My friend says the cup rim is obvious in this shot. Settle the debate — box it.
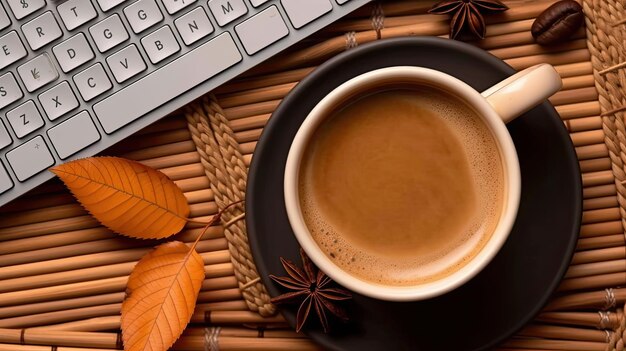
[284,66,521,301]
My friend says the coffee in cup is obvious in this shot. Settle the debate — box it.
[298,87,504,286]
[285,64,562,301]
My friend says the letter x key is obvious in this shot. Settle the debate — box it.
[39,81,79,121]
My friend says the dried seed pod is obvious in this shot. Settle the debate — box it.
[531,0,584,45]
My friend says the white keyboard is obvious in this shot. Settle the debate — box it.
[0,0,371,207]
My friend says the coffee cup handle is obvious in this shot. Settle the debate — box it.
[481,63,562,124]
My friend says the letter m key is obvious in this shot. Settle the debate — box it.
[221,1,233,13]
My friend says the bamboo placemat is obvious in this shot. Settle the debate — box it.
[0,0,625,350]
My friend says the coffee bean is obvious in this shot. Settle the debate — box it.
[532,0,584,45]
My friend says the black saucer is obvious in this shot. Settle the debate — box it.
[246,37,581,351]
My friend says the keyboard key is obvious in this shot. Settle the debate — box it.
[0,120,12,150]
[0,162,13,194]
[0,31,27,69]
[0,73,24,109]
[94,32,241,134]
[6,100,44,138]
[57,0,98,31]
[0,3,12,30]
[6,135,55,181]
[250,0,270,7]
[336,0,349,3]
[235,6,288,55]
[89,14,129,53]
[208,0,247,27]
[21,11,63,50]
[106,44,146,83]
[73,63,112,101]
[124,0,163,34]
[53,33,95,72]
[17,53,59,92]
[39,81,79,120]
[141,25,180,64]
[162,0,196,14]
[48,111,100,159]
[7,0,45,20]
[97,0,126,12]
[174,7,214,46]
[281,0,332,29]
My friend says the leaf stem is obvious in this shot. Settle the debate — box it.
[185,200,245,225]
[190,200,245,250]
[185,218,217,225]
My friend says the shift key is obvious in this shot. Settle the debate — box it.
[94,32,242,134]
[6,136,55,181]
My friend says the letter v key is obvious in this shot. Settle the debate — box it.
[106,44,147,83]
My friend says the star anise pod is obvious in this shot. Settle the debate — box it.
[269,249,352,333]
[429,0,509,40]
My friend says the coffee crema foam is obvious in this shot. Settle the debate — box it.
[299,88,505,286]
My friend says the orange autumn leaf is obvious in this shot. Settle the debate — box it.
[121,241,205,351]
[51,157,189,239]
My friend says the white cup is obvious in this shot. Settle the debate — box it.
[284,64,562,301]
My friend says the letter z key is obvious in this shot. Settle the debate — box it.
[6,100,44,138]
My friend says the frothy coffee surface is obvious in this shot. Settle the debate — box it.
[299,89,504,286]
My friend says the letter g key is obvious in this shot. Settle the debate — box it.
[89,14,130,53]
